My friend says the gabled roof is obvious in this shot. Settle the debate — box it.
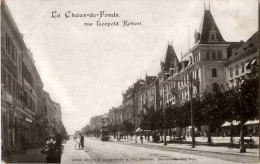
[162,45,178,71]
[197,9,226,44]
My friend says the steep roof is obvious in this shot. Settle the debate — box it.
[197,9,226,44]
[162,45,178,71]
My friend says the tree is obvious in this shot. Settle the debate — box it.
[199,84,227,145]
[234,66,258,152]
[121,121,135,139]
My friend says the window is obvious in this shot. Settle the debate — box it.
[211,34,216,40]
[241,63,244,73]
[217,52,222,60]
[196,70,199,80]
[212,52,216,60]
[235,65,238,76]
[212,68,217,77]
[206,52,210,60]
[230,67,233,78]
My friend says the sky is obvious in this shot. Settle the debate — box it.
[5,0,258,134]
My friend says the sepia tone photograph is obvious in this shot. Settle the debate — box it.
[1,0,259,163]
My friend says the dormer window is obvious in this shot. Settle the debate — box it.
[170,61,174,68]
[208,26,218,42]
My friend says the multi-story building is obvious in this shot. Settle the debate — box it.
[122,80,146,126]
[1,1,66,152]
[107,106,122,126]
[42,90,62,138]
[134,76,158,127]
[53,102,62,134]
[86,6,258,137]
[226,31,258,88]
[1,0,33,152]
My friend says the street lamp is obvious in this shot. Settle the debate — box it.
[163,107,167,146]
[190,73,195,148]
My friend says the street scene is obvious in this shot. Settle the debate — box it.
[1,0,259,163]
[60,136,259,164]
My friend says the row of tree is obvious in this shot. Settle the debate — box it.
[139,66,258,148]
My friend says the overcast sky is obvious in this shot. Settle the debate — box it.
[5,0,258,134]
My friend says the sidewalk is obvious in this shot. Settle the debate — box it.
[61,139,95,164]
[1,147,47,163]
[88,136,259,158]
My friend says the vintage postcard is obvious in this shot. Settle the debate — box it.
[1,0,259,163]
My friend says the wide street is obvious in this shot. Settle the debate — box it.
[61,137,259,164]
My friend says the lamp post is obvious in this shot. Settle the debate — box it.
[163,106,167,146]
[190,73,195,148]
[135,119,137,143]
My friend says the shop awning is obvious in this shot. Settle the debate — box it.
[136,127,142,132]
[221,120,240,127]
[244,120,259,125]
[251,59,256,65]
[245,61,250,69]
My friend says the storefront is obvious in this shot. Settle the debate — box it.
[244,120,259,136]
[1,102,10,153]
[221,120,241,136]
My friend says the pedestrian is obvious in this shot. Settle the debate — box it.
[41,142,59,163]
[145,134,147,140]
[54,134,62,163]
[79,133,84,149]
[140,135,143,144]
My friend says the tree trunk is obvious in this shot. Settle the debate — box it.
[170,128,172,141]
[164,129,167,145]
[230,121,233,147]
[240,121,246,153]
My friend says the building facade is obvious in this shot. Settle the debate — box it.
[1,1,66,152]
[85,6,258,136]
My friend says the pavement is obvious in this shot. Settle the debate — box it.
[106,136,259,158]
[61,139,95,164]
[61,138,247,164]
[2,137,258,163]
[1,147,47,163]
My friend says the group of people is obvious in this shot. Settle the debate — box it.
[41,134,63,163]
